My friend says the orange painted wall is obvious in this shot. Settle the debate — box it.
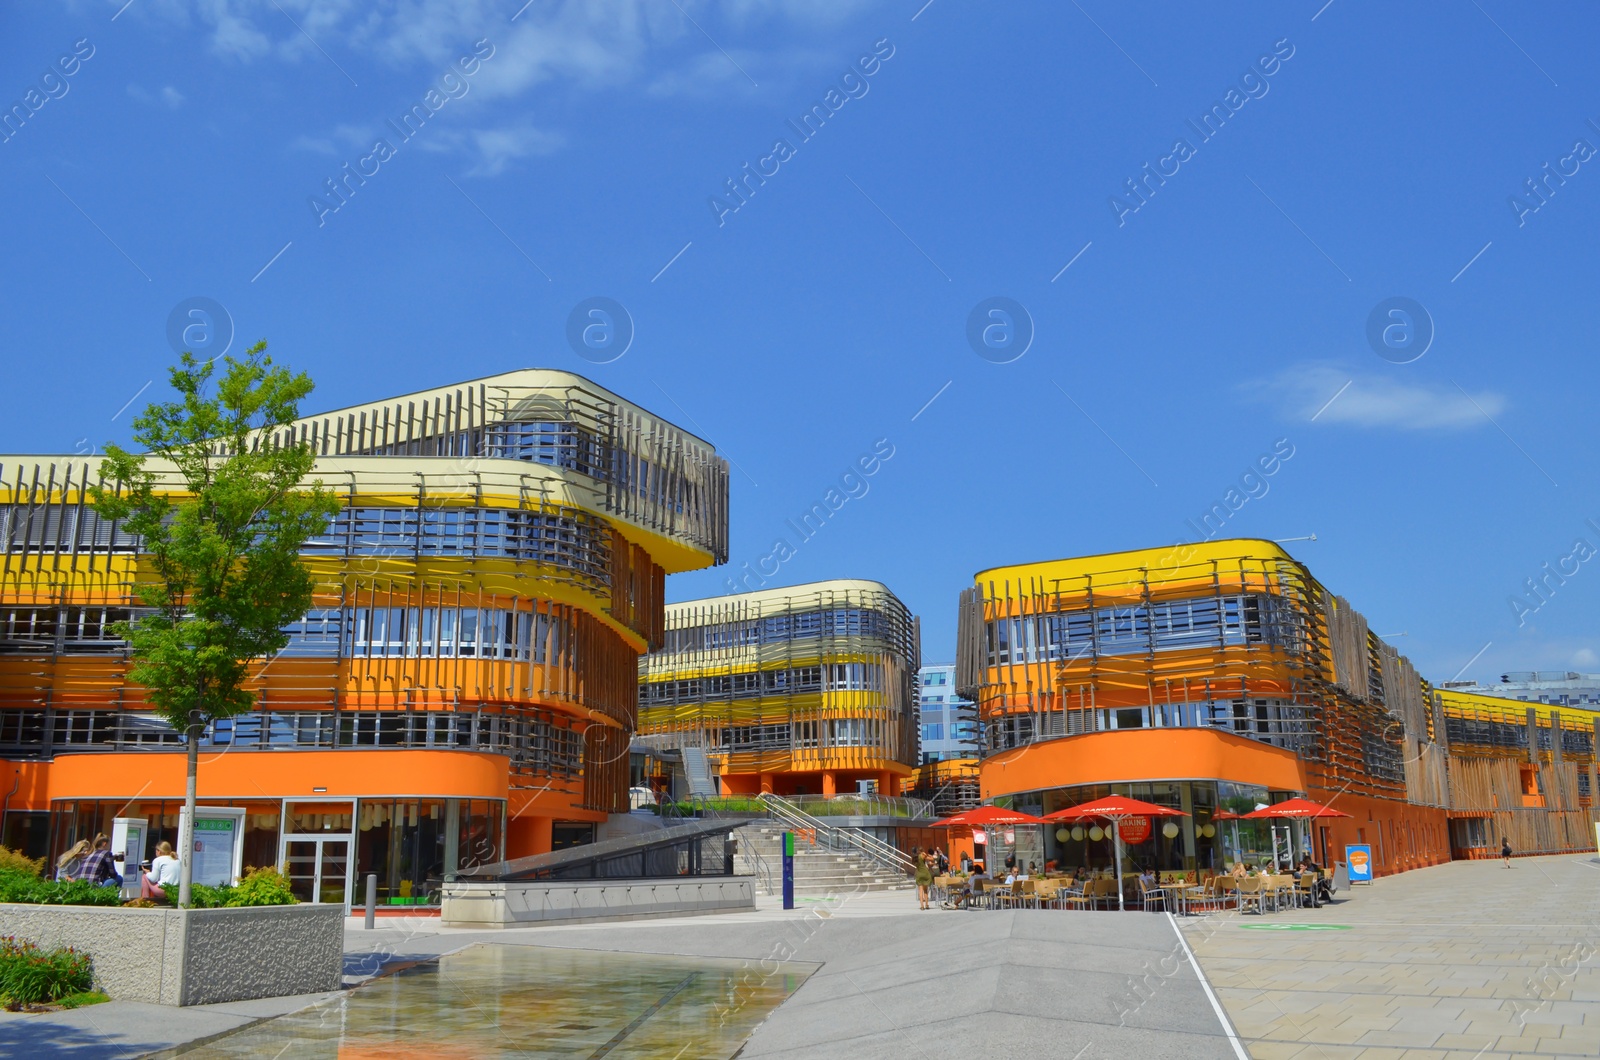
[980,728,1308,801]
[1302,788,1451,877]
[8,749,512,806]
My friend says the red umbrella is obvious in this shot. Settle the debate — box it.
[1045,797,1187,911]
[929,804,1045,828]
[1240,797,1352,820]
[1043,795,1186,822]
[1241,798,1351,870]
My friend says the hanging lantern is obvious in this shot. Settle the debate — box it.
[1070,826,1085,841]
[1201,824,1216,838]
[1055,828,1070,843]
[1088,825,1104,842]
[1162,821,1180,839]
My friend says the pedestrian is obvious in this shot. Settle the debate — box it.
[913,847,933,910]
[79,835,122,888]
[1502,837,1513,867]
[55,839,90,882]
[142,841,180,902]
[935,848,949,875]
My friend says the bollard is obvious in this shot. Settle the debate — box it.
[364,873,377,930]
[782,831,795,911]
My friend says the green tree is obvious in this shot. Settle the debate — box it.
[90,344,338,907]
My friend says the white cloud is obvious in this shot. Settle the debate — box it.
[154,0,881,97]
[152,0,888,173]
[423,123,565,176]
[289,135,336,155]
[126,83,187,108]
[1573,647,1598,668]
[1252,363,1507,430]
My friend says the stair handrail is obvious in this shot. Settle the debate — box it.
[758,793,914,876]
[735,833,775,895]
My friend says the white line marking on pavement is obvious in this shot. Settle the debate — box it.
[1167,912,1249,1060]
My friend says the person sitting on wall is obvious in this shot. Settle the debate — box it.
[55,839,90,882]
[79,835,123,888]
[142,842,180,902]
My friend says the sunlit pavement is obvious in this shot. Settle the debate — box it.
[1183,854,1600,1058]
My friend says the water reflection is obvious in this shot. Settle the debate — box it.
[183,944,814,1059]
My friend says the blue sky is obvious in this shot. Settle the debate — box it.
[3,1,1597,684]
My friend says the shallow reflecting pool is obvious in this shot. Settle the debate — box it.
[182,944,816,1059]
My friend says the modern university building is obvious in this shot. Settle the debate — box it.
[0,370,728,904]
[636,580,921,798]
[955,540,1600,878]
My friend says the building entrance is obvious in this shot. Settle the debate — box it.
[283,837,351,905]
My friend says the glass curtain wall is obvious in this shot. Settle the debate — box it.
[45,796,503,904]
[48,799,280,873]
[1000,780,1294,874]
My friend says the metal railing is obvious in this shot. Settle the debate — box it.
[759,794,914,876]
[779,793,935,820]
[735,836,775,894]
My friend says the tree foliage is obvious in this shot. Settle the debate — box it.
[88,344,338,734]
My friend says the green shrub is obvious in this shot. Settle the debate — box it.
[181,868,297,908]
[226,867,296,906]
[0,937,94,1007]
[186,883,232,908]
[0,848,43,878]
[0,870,121,907]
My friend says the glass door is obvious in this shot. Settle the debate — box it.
[283,837,353,906]
[317,839,350,905]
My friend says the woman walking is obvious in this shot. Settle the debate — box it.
[1502,837,1513,867]
[913,847,934,910]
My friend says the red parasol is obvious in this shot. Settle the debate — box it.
[1239,797,1352,820]
[929,804,1046,828]
[1043,795,1187,822]
[1044,796,1188,911]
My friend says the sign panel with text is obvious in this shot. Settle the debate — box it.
[179,808,246,886]
[1344,843,1373,884]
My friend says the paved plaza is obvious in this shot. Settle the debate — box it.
[1185,854,1600,1058]
[5,854,1599,1057]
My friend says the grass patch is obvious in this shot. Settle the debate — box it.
[54,990,109,1009]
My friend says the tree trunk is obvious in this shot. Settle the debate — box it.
[177,719,201,908]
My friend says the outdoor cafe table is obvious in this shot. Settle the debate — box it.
[1161,882,1208,916]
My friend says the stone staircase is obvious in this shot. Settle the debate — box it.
[734,823,912,896]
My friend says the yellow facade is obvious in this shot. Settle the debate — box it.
[0,369,729,892]
[637,579,920,796]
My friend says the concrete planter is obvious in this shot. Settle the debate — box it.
[441,877,754,927]
[0,902,344,1006]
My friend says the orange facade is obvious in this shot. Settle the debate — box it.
[0,371,729,902]
[955,540,1597,876]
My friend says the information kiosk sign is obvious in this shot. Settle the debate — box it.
[111,817,147,900]
[179,808,247,886]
